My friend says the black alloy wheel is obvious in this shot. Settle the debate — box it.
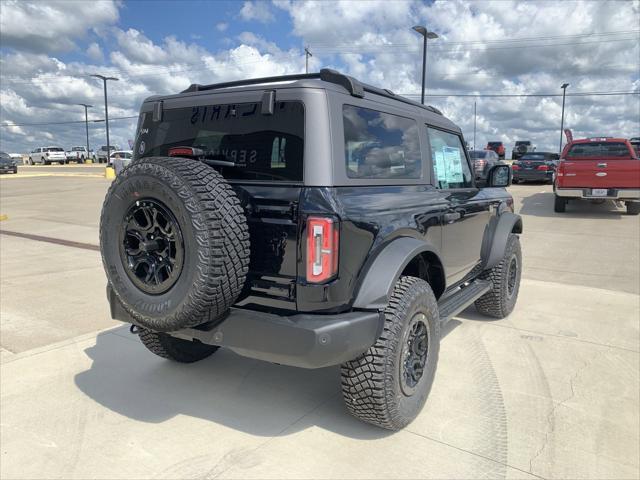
[400,313,430,396]
[119,199,184,295]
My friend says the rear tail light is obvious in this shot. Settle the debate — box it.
[306,216,339,283]
[168,146,204,157]
[537,165,549,171]
[557,160,565,177]
[511,164,520,171]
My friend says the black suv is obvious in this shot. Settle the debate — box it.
[512,140,535,160]
[100,69,523,430]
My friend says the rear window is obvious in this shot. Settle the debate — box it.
[488,142,502,147]
[521,153,545,160]
[136,101,304,182]
[469,151,487,159]
[45,147,64,152]
[515,141,531,145]
[342,105,421,179]
[567,142,631,158]
[72,147,84,151]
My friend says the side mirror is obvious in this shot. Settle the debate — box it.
[487,164,511,188]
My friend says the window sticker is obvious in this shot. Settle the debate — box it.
[442,146,463,183]
[434,151,447,182]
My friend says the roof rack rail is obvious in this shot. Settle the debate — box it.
[181,68,365,97]
[180,68,442,115]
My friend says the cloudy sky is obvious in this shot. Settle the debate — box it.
[0,0,638,156]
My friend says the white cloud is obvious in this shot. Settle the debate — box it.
[239,1,275,23]
[0,0,638,155]
[216,22,228,32]
[0,0,119,53]
[86,42,104,62]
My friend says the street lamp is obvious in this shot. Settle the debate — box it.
[559,83,569,154]
[412,25,439,104]
[77,103,92,162]
[90,74,119,160]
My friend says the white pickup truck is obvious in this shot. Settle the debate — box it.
[66,146,94,163]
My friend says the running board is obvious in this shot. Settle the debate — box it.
[438,279,492,323]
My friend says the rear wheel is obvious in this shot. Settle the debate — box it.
[341,276,440,430]
[626,201,640,215]
[554,195,567,213]
[475,234,522,319]
[138,328,218,363]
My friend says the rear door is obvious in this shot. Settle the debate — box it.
[136,95,305,310]
[561,141,639,188]
[427,126,493,286]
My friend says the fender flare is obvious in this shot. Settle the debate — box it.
[482,212,523,270]
[353,237,440,310]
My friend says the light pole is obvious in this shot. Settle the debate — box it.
[473,101,477,151]
[304,46,313,74]
[91,74,119,160]
[559,83,569,154]
[412,25,438,104]
[77,103,92,162]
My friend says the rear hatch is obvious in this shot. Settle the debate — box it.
[559,141,640,188]
[134,97,305,311]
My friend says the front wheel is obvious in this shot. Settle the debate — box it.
[475,234,522,319]
[341,276,440,430]
[138,328,219,363]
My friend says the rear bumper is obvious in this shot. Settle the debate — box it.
[555,188,640,200]
[513,170,553,181]
[108,286,382,369]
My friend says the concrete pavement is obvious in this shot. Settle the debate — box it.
[1,175,639,479]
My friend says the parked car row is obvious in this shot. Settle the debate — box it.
[24,145,125,165]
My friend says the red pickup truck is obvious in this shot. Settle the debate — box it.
[554,137,640,215]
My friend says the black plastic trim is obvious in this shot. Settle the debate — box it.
[482,212,523,269]
[107,285,382,369]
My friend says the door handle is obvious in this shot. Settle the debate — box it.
[443,211,461,223]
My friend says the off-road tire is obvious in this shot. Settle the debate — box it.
[475,234,522,319]
[341,276,440,430]
[138,328,218,363]
[554,195,566,213]
[626,202,640,215]
[100,156,250,332]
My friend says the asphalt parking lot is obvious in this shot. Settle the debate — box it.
[1,170,638,479]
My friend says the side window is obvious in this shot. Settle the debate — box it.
[343,105,421,179]
[427,127,473,189]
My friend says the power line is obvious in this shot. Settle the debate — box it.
[402,91,639,98]
[1,115,137,128]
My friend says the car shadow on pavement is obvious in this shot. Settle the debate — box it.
[518,191,626,219]
[74,327,395,440]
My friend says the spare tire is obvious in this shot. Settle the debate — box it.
[100,157,250,332]
[517,144,527,153]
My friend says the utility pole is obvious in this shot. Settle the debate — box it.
[559,83,570,154]
[304,46,312,74]
[77,103,93,162]
[90,74,119,160]
[473,101,477,151]
[412,25,439,104]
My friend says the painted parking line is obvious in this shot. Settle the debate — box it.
[0,230,100,251]
[0,173,106,179]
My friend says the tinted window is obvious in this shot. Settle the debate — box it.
[45,147,64,152]
[469,150,488,159]
[343,105,421,179]
[427,127,473,189]
[515,141,531,145]
[488,142,502,147]
[137,101,304,182]
[521,153,545,160]
[567,142,631,158]
[0,152,10,159]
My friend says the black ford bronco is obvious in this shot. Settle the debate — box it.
[100,69,522,430]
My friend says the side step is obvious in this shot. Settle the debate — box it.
[437,279,492,323]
